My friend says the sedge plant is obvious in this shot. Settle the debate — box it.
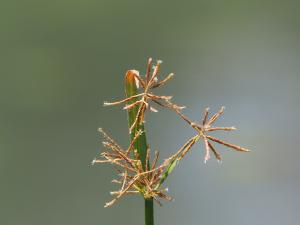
[92,58,250,225]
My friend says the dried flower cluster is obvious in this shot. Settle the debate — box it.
[93,58,250,207]
[173,106,250,163]
[93,128,175,207]
[103,58,184,133]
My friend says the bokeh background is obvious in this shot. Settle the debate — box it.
[1,1,300,225]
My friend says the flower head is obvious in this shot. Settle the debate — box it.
[93,128,175,207]
[174,106,250,163]
[104,58,184,133]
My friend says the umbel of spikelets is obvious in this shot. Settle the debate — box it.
[173,106,250,163]
[93,128,179,207]
[103,58,185,133]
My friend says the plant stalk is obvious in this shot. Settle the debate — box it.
[125,71,154,225]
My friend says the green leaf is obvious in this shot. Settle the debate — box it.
[125,70,148,168]
[157,158,179,188]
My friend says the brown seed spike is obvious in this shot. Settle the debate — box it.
[151,73,174,89]
[146,58,153,83]
[202,107,210,125]
[207,141,222,161]
[204,137,211,163]
[206,135,250,152]
[206,127,236,132]
[207,106,225,126]
[103,93,144,107]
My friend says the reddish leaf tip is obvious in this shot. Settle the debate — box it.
[125,70,139,84]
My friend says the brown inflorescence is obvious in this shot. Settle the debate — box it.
[94,58,250,207]
[103,58,185,133]
[173,106,250,163]
[93,128,177,207]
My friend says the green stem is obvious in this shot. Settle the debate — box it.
[145,199,154,225]
[125,71,154,225]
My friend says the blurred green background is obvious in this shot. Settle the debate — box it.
[1,0,300,225]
